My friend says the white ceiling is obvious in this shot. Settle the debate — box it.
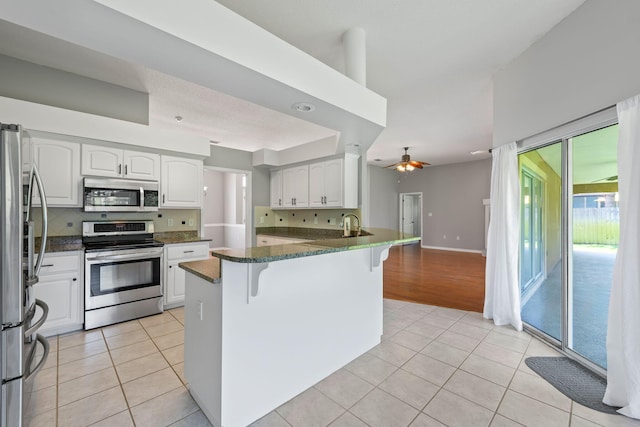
[0,0,586,166]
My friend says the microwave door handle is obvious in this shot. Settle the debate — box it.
[140,186,144,210]
[31,164,48,277]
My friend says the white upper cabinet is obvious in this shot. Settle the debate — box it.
[123,150,160,181]
[82,144,160,181]
[32,136,81,206]
[161,155,203,208]
[81,145,122,177]
[282,165,309,208]
[309,159,345,208]
[270,169,283,208]
[273,154,358,210]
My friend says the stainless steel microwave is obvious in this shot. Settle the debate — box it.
[83,177,159,212]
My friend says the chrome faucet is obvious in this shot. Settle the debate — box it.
[340,213,361,237]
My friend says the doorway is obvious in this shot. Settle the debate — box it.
[519,124,619,372]
[201,167,252,250]
[399,192,422,239]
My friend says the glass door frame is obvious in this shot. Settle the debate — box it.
[517,107,618,379]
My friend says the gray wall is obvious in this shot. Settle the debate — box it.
[202,169,225,224]
[398,159,491,251]
[494,0,640,146]
[368,166,399,229]
[204,144,270,207]
[0,54,149,124]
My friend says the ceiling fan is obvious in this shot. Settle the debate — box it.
[385,147,430,172]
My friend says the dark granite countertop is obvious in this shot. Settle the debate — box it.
[154,231,211,244]
[256,226,362,240]
[179,258,221,283]
[35,236,83,253]
[212,228,419,264]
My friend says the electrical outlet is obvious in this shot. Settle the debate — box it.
[443,235,447,239]
[314,217,318,225]
[457,236,460,240]
[188,218,194,226]
[428,212,433,217]
[168,218,174,226]
[260,216,264,224]
[329,218,336,225]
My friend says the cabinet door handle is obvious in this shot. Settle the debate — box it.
[118,164,122,175]
[163,194,166,204]
[169,265,172,269]
[124,164,128,175]
[41,264,54,268]
[72,278,77,281]
[279,198,282,206]
[183,250,195,254]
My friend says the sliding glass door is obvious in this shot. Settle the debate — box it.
[519,124,618,371]
[519,142,562,342]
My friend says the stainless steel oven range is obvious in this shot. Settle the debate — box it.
[82,220,164,330]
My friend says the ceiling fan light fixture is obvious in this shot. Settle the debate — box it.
[396,164,405,172]
[406,164,415,171]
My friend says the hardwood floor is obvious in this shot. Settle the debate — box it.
[383,243,486,312]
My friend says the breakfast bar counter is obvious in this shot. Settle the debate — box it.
[180,229,418,427]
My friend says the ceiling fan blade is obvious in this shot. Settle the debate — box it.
[384,163,400,168]
[412,163,424,169]
[409,160,429,167]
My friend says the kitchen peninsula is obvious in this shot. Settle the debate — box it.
[180,229,419,427]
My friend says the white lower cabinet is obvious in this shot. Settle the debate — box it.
[34,251,84,336]
[164,241,210,308]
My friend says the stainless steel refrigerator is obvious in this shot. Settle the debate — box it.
[1,123,50,427]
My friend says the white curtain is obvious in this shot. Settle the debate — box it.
[483,142,522,331]
[603,94,640,418]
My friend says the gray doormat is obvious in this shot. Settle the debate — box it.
[525,357,621,415]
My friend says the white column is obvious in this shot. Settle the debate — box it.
[342,27,366,86]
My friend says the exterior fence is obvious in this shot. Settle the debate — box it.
[573,207,619,245]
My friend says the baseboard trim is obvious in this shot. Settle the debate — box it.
[420,244,484,254]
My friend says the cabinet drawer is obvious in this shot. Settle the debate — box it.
[39,252,81,275]
[166,243,209,260]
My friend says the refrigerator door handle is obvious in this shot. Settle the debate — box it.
[24,299,49,337]
[23,334,49,383]
[26,164,48,278]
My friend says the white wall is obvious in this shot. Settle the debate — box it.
[494,0,640,146]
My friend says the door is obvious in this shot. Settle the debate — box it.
[161,156,203,208]
[519,124,618,371]
[82,144,123,177]
[323,159,343,207]
[33,138,81,206]
[123,150,160,181]
[270,170,283,208]
[400,193,422,237]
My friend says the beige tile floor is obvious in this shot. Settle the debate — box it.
[26,300,640,427]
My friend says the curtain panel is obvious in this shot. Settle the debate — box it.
[603,94,640,418]
[483,142,522,331]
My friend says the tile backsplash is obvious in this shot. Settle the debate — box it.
[29,207,200,236]
[254,206,361,230]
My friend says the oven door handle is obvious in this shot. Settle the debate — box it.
[140,186,144,210]
[86,252,162,262]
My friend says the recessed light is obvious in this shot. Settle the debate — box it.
[470,150,486,155]
[292,102,316,113]
[209,140,221,145]
[373,158,382,162]
[175,115,183,122]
